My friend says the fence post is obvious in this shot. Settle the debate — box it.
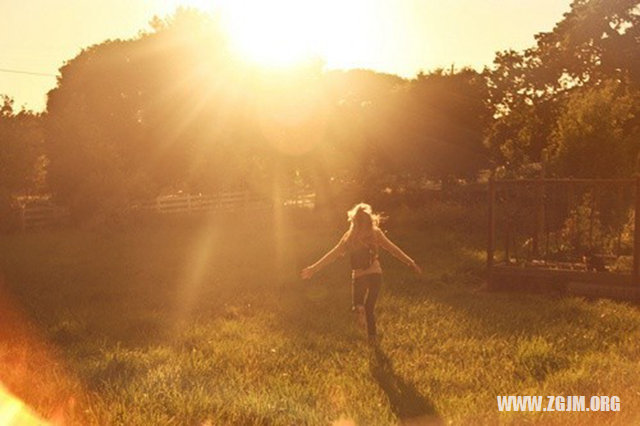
[634,176,640,285]
[533,159,546,258]
[487,172,496,287]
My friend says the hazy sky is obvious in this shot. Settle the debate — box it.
[1,0,573,112]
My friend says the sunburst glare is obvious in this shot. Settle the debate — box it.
[160,0,379,69]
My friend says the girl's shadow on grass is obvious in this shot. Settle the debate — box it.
[369,345,442,425]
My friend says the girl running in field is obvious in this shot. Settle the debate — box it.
[301,203,422,343]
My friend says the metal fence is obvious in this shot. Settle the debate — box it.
[487,177,640,296]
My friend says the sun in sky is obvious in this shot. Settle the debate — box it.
[168,0,382,69]
[218,0,322,67]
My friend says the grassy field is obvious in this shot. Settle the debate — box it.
[1,205,640,425]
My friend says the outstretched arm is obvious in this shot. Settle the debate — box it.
[301,232,348,279]
[375,228,422,274]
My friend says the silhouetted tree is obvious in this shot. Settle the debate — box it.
[0,96,45,230]
[549,80,640,178]
[391,68,490,183]
[319,68,490,200]
[320,69,406,200]
[535,0,640,87]
[45,8,239,220]
[485,0,640,177]
[0,96,44,195]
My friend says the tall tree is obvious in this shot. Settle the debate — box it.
[393,68,491,182]
[535,0,640,87]
[549,80,640,178]
[45,8,237,219]
[0,96,44,230]
[0,96,44,195]
[485,0,640,176]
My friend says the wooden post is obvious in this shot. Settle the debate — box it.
[616,184,624,256]
[488,173,496,286]
[634,176,640,285]
[533,157,546,258]
[588,186,598,250]
[505,220,510,264]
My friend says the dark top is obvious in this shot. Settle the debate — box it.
[349,243,377,270]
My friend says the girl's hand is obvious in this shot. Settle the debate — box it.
[300,266,316,280]
[410,261,422,275]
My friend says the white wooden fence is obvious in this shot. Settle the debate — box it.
[18,197,69,230]
[15,191,316,230]
[133,190,316,215]
[283,192,316,208]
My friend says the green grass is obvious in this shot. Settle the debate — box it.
[1,206,640,425]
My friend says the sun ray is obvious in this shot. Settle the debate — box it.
[165,0,378,71]
[174,222,220,321]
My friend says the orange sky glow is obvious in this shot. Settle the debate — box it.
[0,0,572,111]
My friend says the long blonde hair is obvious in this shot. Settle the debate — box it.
[345,203,380,247]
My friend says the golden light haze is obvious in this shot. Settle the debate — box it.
[1,0,572,111]
[212,0,406,69]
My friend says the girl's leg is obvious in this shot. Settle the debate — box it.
[351,278,366,311]
[352,278,367,329]
[363,274,382,338]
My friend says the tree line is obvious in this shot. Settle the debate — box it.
[1,1,639,224]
